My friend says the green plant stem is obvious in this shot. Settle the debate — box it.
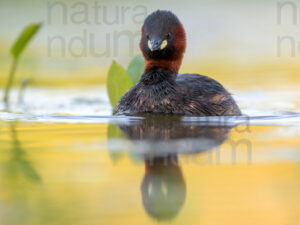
[3,58,18,106]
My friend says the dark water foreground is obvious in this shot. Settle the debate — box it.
[0,111,299,225]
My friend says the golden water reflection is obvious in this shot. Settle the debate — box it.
[0,120,299,225]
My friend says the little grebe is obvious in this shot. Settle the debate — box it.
[114,10,241,116]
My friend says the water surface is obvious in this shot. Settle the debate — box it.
[0,87,299,225]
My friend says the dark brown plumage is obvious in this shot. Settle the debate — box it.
[114,10,241,116]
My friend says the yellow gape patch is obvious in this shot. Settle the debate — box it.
[160,40,168,50]
[147,40,152,51]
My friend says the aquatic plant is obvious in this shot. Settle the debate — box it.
[106,55,145,164]
[126,54,145,84]
[3,23,42,106]
[106,54,145,107]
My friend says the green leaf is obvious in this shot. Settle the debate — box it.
[107,61,133,107]
[126,54,145,84]
[11,23,42,59]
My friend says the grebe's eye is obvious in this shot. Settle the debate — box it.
[166,33,171,39]
[146,34,150,40]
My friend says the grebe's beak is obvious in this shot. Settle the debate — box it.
[148,39,168,51]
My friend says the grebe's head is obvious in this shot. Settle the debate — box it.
[140,10,186,72]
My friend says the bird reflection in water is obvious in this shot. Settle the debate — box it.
[142,155,185,221]
[115,114,233,221]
